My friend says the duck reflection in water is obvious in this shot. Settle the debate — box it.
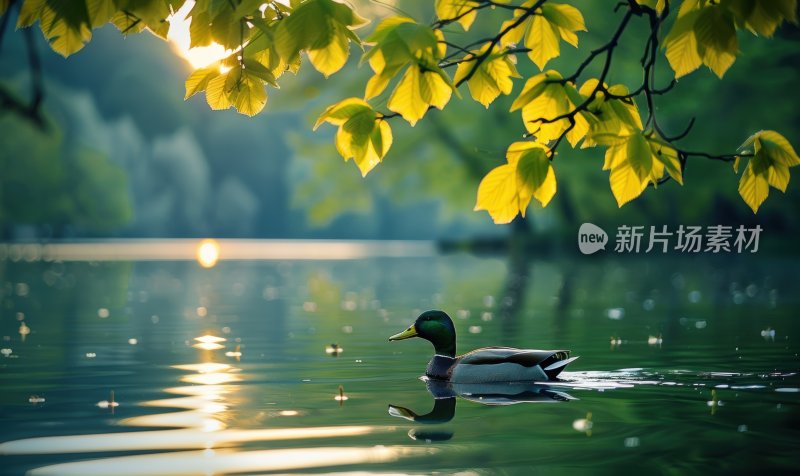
[388,378,576,441]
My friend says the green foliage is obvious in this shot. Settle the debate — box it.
[16,0,185,56]
[475,141,556,224]
[509,70,585,145]
[736,130,800,212]
[599,131,682,207]
[315,98,392,176]
[0,115,132,232]
[435,0,501,31]
[65,148,133,231]
[363,17,454,125]
[454,45,520,108]
[274,0,367,77]
[501,1,586,70]
[664,0,798,78]
[204,63,273,116]
[4,0,799,223]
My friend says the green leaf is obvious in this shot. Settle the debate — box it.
[578,80,644,148]
[117,0,179,40]
[474,142,555,224]
[387,64,453,126]
[737,130,800,211]
[664,9,703,78]
[228,69,268,116]
[510,71,580,143]
[606,85,643,130]
[665,1,743,79]
[17,0,45,28]
[362,18,446,105]
[754,130,800,166]
[316,98,393,176]
[86,0,115,28]
[247,20,293,79]
[727,0,798,37]
[627,132,653,182]
[206,73,232,110]
[185,65,221,99]
[525,13,562,70]
[648,135,683,185]
[435,0,480,31]
[609,154,650,207]
[275,0,367,77]
[500,1,586,70]
[509,71,552,111]
[513,142,557,209]
[201,66,269,115]
[453,46,520,107]
[541,3,586,47]
[111,11,146,35]
[602,131,680,207]
[694,4,738,78]
[768,161,790,192]
[188,10,214,48]
[243,58,278,87]
[306,23,350,77]
[360,18,456,126]
[738,153,770,212]
[474,163,519,224]
[203,5,241,49]
[34,2,93,57]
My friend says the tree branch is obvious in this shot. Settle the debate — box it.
[527,8,635,153]
[0,13,47,130]
[447,0,546,87]
[379,0,758,181]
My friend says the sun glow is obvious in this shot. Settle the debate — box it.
[167,1,230,69]
[196,239,221,268]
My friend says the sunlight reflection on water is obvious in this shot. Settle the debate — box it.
[0,331,425,475]
[2,242,799,474]
[0,240,436,262]
[26,446,433,476]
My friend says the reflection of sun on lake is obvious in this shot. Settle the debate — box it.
[0,327,412,475]
[196,239,220,268]
[193,334,225,350]
[2,242,798,475]
[122,340,240,432]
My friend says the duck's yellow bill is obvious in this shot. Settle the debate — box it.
[389,325,417,341]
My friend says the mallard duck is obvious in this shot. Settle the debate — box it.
[389,310,578,383]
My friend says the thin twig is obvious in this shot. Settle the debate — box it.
[450,0,546,87]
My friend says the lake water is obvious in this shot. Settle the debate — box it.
[1,240,798,475]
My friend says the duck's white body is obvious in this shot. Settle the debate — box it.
[427,347,579,383]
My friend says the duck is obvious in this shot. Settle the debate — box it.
[389,310,578,383]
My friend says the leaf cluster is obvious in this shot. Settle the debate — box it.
[4,0,799,222]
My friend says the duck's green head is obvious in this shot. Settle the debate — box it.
[388,310,456,357]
